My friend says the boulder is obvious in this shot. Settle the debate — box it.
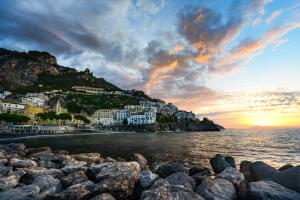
[210,154,231,174]
[26,146,52,156]
[225,156,236,168]
[0,166,13,177]
[9,158,37,168]
[60,170,88,187]
[139,170,160,189]
[240,161,252,182]
[249,181,300,200]
[156,161,185,178]
[32,174,62,194]
[38,160,60,169]
[272,165,300,193]
[191,173,207,185]
[0,158,8,166]
[141,185,205,200]
[149,178,170,190]
[165,172,196,190]
[196,178,237,200]
[61,160,87,174]
[278,164,294,171]
[21,168,64,184]
[0,143,26,153]
[131,153,148,170]
[0,175,20,191]
[250,161,279,181]
[71,153,101,164]
[0,185,40,200]
[189,166,210,176]
[90,193,116,200]
[88,162,141,199]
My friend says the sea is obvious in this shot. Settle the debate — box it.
[0,128,299,168]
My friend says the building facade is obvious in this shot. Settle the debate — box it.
[91,109,115,126]
[0,102,25,113]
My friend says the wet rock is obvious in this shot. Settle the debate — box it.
[196,178,237,200]
[191,173,207,185]
[272,165,300,193]
[139,170,160,189]
[156,161,185,178]
[249,180,300,200]
[0,166,13,176]
[149,178,170,189]
[9,158,37,168]
[0,185,40,200]
[88,162,141,199]
[278,164,294,171]
[71,153,101,164]
[189,166,210,176]
[26,146,52,156]
[21,168,64,184]
[38,160,60,169]
[0,158,7,166]
[225,156,236,168]
[53,149,70,155]
[90,193,116,200]
[250,161,279,181]
[240,161,252,182]
[165,172,196,190]
[131,153,148,170]
[0,175,20,191]
[141,185,204,200]
[210,154,231,174]
[61,160,87,174]
[60,170,88,187]
[0,143,26,153]
[106,157,117,162]
[32,174,62,194]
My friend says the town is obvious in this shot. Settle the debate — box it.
[0,85,198,134]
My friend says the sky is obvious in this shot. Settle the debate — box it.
[0,0,300,128]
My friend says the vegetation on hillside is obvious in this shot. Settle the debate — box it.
[0,113,31,124]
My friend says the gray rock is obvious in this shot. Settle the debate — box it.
[0,175,20,191]
[278,164,294,171]
[0,166,13,177]
[90,193,116,200]
[38,160,60,169]
[240,161,252,182]
[0,143,26,153]
[0,185,40,200]
[196,178,237,200]
[60,170,88,187]
[0,158,8,166]
[139,170,160,189]
[165,172,196,190]
[26,146,52,156]
[149,178,170,189]
[210,154,231,174]
[141,185,204,200]
[156,161,185,178]
[32,174,62,194]
[191,173,207,185]
[88,162,141,199]
[71,152,101,164]
[189,166,210,176]
[61,160,87,174]
[249,181,300,200]
[225,156,236,168]
[272,165,300,193]
[131,153,148,170]
[21,168,64,184]
[9,158,37,168]
[250,161,279,181]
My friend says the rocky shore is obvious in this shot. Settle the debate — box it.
[0,143,299,200]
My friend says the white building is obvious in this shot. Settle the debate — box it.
[114,109,128,124]
[127,107,157,125]
[175,110,196,120]
[22,93,48,107]
[139,100,165,109]
[0,102,25,113]
[91,109,115,126]
[0,91,11,100]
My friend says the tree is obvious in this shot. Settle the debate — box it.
[0,113,30,124]
[57,113,72,125]
[74,115,90,124]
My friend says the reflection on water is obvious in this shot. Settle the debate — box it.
[1,129,299,168]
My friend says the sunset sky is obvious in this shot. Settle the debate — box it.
[0,0,300,128]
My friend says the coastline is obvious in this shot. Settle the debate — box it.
[0,143,299,200]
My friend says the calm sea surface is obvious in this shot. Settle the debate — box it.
[0,129,299,168]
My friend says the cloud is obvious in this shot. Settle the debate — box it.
[266,10,282,24]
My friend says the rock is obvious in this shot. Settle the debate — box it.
[9,158,37,168]
[90,193,116,200]
[32,174,62,194]
[225,156,236,168]
[88,162,141,199]
[141,185,205,200]
[26,146,52,155]
[0,143,26,153]
[210,154,231,174]
[156,161,185,178]
[249,181,300,200]
[21,168,64,184]
[53,149,69,155]
[0,175,20,191]
[250,161,279,181]
[189,166,210,176]
[191,173,207,185]
[240,161,252,182]
[0,185,40,200]
[60,170,88,187]
[0,158,7,166]
[149,178,170,190]
[278,164,294,171]
[139,170,160,189]
[71,153,101,164]
[38,160,60,169]
[106,157,117,162]
[46,181,93,200]
[131,153,149,170]
[61,160,87,174]
[165,172,196,190]
[272,165,300,193]
[0,166,13,176]
[196,178,237,200]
